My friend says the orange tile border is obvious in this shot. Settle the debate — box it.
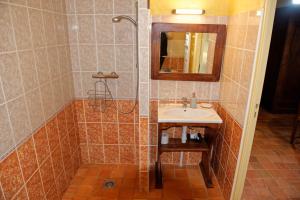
[104,145,120,164]
[0,151,24,200]
[119,123,135,144]
[17,137,38,182]
[26,170,45,199]
[33,126,50,165]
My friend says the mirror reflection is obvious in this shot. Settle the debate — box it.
[160,32,217,74]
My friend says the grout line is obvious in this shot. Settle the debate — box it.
[40,5,64,195]
[68,13,136,16]
[222,74,249,92]
[0,103,71,161]
[0,2,75,198]
[226,45,256,53]
[0,44,73,55]
[89,0,106,164]
[0,179,7,200]
[40,4,58,118]
[7,4,32,199]
[80,100,90,163]
[25,3,48,197]
[75,43,136,46]
[116,100,120,163]
[0,1,66,15]
[113,0,120,163]
[55,115,68,195]
[73,0,84,100]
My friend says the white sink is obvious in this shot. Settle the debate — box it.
[158,104,223,123]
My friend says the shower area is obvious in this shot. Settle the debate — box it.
[0,0,151,199]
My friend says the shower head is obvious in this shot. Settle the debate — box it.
[112,15,137,26]
[112,17,121,23]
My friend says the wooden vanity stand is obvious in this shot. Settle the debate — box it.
[155,122,220,189]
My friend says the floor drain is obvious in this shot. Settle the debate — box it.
[103,180,116,189]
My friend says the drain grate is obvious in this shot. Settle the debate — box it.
[103,179,116,189]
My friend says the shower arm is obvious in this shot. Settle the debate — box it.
[115,1,139,115]
[113,15,138,26]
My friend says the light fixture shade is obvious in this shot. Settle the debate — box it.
[173,9,205,15]
[293,0,300,4]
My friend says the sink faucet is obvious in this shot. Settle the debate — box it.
[182,97,189,109]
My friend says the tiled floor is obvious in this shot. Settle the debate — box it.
[63,164,224,199]
[242,110,300,199]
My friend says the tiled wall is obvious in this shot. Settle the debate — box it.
[0,0,74,159]
[65,0,138,99]
[219,10,261,126]
[138,0,151,192]
[0,0,262,199]
[213,104,243,200]
[213,10,262,200]
[73,99,139,165]
[0,102,80,200]
[0,1,79,199]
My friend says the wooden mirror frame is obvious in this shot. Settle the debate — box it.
[151,23,227,82]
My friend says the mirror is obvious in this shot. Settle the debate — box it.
[160,32,217,74]
[152,23,226,82]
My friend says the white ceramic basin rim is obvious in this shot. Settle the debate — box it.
[158,104,223,123]
[162,107,213,118]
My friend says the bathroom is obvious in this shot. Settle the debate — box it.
[0,0,275,199]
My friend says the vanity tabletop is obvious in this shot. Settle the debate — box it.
[158,104,223,124]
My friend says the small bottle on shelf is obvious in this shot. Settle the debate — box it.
[190,92,197,108]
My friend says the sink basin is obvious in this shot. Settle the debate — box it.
[158,104,223,123]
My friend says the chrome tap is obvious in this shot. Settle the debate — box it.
[182,97,189,109]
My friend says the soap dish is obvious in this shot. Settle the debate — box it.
[199,103,213,109]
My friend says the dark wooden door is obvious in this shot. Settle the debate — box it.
[275,18,300,112]
[261,7,300,113]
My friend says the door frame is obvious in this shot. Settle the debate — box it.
[230,0,277,199]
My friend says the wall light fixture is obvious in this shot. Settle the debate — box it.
[293,0,300,4]
[173,9,205,15]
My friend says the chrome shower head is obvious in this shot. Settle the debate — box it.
[112,15,137,26]
[112,17,121,23]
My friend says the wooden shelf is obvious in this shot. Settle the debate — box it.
[160,138,209,152]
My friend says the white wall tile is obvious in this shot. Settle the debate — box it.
[25,88,45,131]
[0,104,15,157]
[0,53,23,101]
[7,96,32,144]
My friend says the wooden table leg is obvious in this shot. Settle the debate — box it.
[155,124,163,188]
[291,119,299,144]
[200,150,213,188]
[200,127,216,188]
[155,156,162,188]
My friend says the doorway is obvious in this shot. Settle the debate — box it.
[241,3,300,199]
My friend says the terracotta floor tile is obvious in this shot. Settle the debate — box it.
[242,111,300,199]
[192,187,209,198]
[121,178,137,188]
[81,176,99,186]
[207,187,223,198]
[63,164,224,200]
[75,185,94,197]
[118,187,134,199]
